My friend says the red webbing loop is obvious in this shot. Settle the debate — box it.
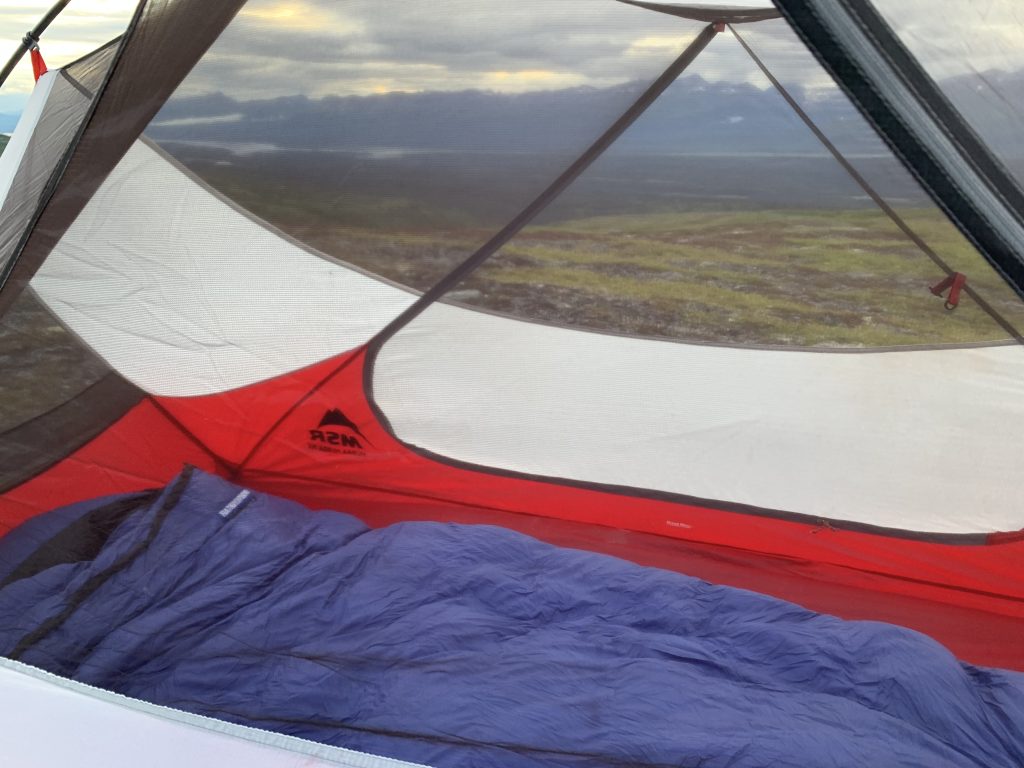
[30,47,47,81]
[930,272,967,310]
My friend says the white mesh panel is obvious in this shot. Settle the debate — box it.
[374,302,1024,534]
[31,140,415,396]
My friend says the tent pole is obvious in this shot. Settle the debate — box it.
[0,0,73,91]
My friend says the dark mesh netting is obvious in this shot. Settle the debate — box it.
[0,39,120,290]
[0,289,107,433]
[871,0,1024,193]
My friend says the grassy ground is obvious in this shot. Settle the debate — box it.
[284,207,1024,347]
[183,148,1024,347]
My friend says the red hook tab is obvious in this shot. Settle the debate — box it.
[30,47,48,82]
[713,21,727,33]
[929,271,967,310]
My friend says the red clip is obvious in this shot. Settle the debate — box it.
[929,271,967,310]
[713,21,727,33]
[30,47,48,82]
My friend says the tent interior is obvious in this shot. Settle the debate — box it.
[0,1,1023,766]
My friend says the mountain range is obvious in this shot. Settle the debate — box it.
[148,69,1024,160]
[149,75,888,157]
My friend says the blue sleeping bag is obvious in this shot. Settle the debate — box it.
[0,467,1022,768]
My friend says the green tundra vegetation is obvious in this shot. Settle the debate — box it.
[237,196,1024,347]
[183,150,1024,348]
[468,208,1024,346]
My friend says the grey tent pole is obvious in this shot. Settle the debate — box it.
[0,0,73,91]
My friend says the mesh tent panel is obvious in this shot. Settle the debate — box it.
[28,0,730,394]
[144,0,705,294]
[369,13,1024,535]
[0,287,145,494]
[0,0,247,318]
[0,41,142,492]
[870,0,1024,192]
[0,0,248,492]
[773,0,1024,300]
[0,41,119,294]
[0,289,107,434]
[436,19,1024,347]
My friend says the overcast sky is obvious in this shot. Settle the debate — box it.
[872,0,1024,79]
[184,1,820,97]
[1,0,1022,116]
[0,1,829,112]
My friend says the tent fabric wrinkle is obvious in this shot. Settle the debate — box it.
[31,139,415,396]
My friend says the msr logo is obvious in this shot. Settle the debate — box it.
[308,408,372,456]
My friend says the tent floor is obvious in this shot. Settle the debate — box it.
[302,484,1024,672]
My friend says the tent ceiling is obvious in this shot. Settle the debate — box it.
[616,1,782,23]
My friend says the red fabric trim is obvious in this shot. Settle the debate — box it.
[3,350,1022,669]
[947,272,967,308]
[930,271,968,309]
[154,349,362,470]
[0,399,216,534]
[147,349,1024,659]
[245,478,1024,670]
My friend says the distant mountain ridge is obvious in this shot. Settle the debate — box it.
[939,68,1024,157]
[149,74,892,156]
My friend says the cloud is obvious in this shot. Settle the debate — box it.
[174,0,791,99]
[873,0,1024,79]
[2,0,1022,118]
[160,1,865,106]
